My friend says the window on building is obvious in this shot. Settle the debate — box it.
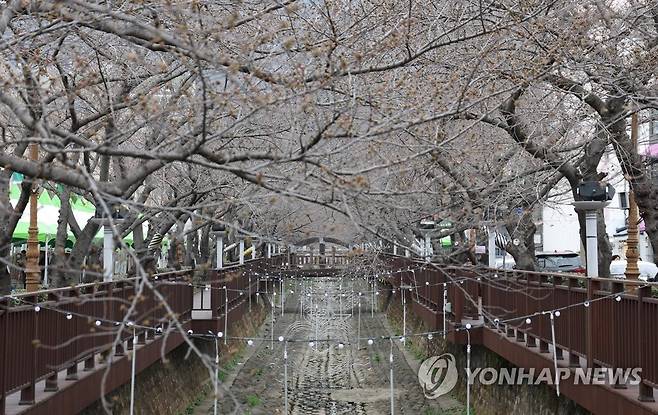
[619,192,629,209]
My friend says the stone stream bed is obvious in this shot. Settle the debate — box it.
[193,278,463,414]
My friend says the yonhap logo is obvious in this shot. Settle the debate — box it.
[418,353,458,399]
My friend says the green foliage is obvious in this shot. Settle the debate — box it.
[246,394,261,407]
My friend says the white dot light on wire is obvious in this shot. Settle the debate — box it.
[525,318,532,324]
[157,327,163,333]
[338,343,344,349]
[187,330,193,335]
[425,281,429,286]
[465,323,472,330]
[217,331,223,338]
[247,339,254,346]
[95,320,102,326]
[66,313,73,320]
[367,339,374,345]
[615,295,622,302]
[427,333,433,340]
[494,318,500,324]
[278,336,284,342]
[584,301,590,308]
[555,311,561,317]
[309,341,315,347]
[34,305,41,312]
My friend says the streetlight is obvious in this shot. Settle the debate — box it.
[625,113,641,280]
[25,141,40,292]
[573,180,614,369]
[212,224,226,269]
[91,204,126,282]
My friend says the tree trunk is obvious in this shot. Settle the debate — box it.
[51,186,72,287]
[504,211,537,271]
[68,221,101,283]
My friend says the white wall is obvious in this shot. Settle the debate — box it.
[542,203,581,252]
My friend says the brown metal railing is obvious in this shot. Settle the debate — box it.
[379,253,658,403]
[0,269,193,412]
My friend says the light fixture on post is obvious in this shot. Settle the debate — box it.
[212,224,226,270]
[25,141,41,292]
[573,180,614,370]
[92,204,126,283]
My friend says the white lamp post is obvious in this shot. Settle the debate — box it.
[212,224,226,269]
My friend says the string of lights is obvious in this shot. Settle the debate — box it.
[8,278,648,347]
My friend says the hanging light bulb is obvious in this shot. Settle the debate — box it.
[367,339,374,345]
[247,339,254,346]
[525,318,531,324]
[66,313,73,320]
[554,311,561,317]
[217,331,223,338]
[187,330,193,335]
[465,323,472,330]
[338,343,344,349]
[34,305,41,312]
[278,336,284,342]
[584,301,590,308]
[615,295,622,302]
[95,320,102,326]
[427,333,433,340]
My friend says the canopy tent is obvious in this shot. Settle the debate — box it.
[8,182,135,245]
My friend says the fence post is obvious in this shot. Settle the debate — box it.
[611,281,625,388]
[638,285,655,401]
[44,292,59,392]
[1,298,8,414]
[19,295,37,405]
[567,277,580,367]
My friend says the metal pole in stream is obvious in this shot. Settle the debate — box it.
[443,283,447,339]
[315,304,319,351]
[284,341,289,414]
[281,277,284,316]
[466,326,472,415]
[357,293,361,349]
[129,327,137,415]
[402,288,406,340]
[271,295,275,349]
[224,285,228,345]
[371,279,375,317]
[389,339,395,415]
[213,333,219,415]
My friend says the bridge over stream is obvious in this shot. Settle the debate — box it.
[2,248,658,414]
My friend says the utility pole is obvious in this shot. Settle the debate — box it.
[25,142,40,292]
[625,113,640,280]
